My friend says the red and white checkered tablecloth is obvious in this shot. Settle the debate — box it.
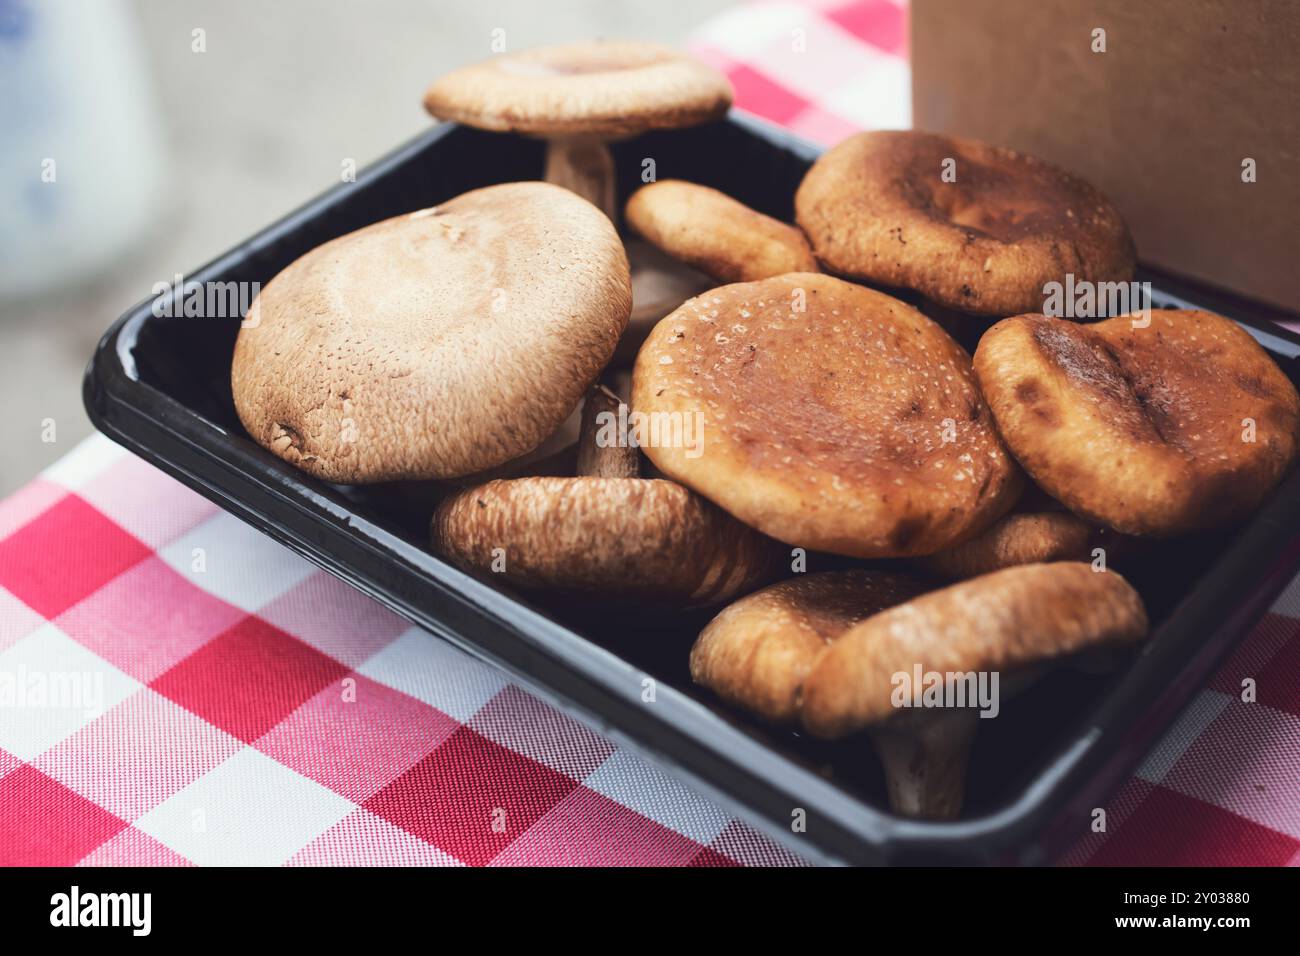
[1,0,1296,867]
[0,438,804,866]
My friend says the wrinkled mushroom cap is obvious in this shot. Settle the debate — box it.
[231,182,630,483]
[801,562,1148,738]
[632,273,1022,557]
[626,180,819,283]
[431,476,784,605]
[974,310,1300,535]
[423,41,733,137]
[795,131,1135,316]
[690,570,930,724]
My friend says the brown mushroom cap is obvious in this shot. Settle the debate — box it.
[232,182,629,483]
[916,510,1094,579]
[690,570,930,724]
[423,41,732,138]
[430,476,783,605]
[973,310,1300,535]
[631,273,1022,557]
[800,562,1148,738]
[794,131,1135,316]
[625,180,819,283]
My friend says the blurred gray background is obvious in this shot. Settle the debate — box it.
[0,0,732,495]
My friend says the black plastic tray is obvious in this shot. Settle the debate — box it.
[84,112,1300,865]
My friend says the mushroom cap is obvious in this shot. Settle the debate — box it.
[801,562,1148,738]
[423,41,733,138]
[794,131,1135,316]
[973,310,1300,535]
[631,273,1023,557]
[690,570,930,724]
[430,476,784,605]
[625,180,819,283]
[917,510,1094,579]
[232,182,630,483]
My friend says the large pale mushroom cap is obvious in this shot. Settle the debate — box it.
[423,41,732,137]
[632,273,1023,557]
[795,131,1135,316]
[231,182,630,483]
[974,310,1300,535]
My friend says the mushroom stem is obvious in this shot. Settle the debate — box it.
[577,384,640,478]
[544,136,618,222]
[868,709,980,820]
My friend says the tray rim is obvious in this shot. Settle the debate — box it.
[82,111,1300,865]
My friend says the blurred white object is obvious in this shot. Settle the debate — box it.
[0,0,167,300]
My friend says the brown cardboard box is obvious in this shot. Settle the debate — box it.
[911,0,1300,314]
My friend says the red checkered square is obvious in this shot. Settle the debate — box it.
[0,495,151,619]
[1087,786,1300,866]
[365,726,578,866]
[0,764,127,865]
[151,616,349,742]
[256,673,458,803]
[491,787,704,866]
[825,0,907,55]
[56,556,245,682]
[727,64,813,123]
